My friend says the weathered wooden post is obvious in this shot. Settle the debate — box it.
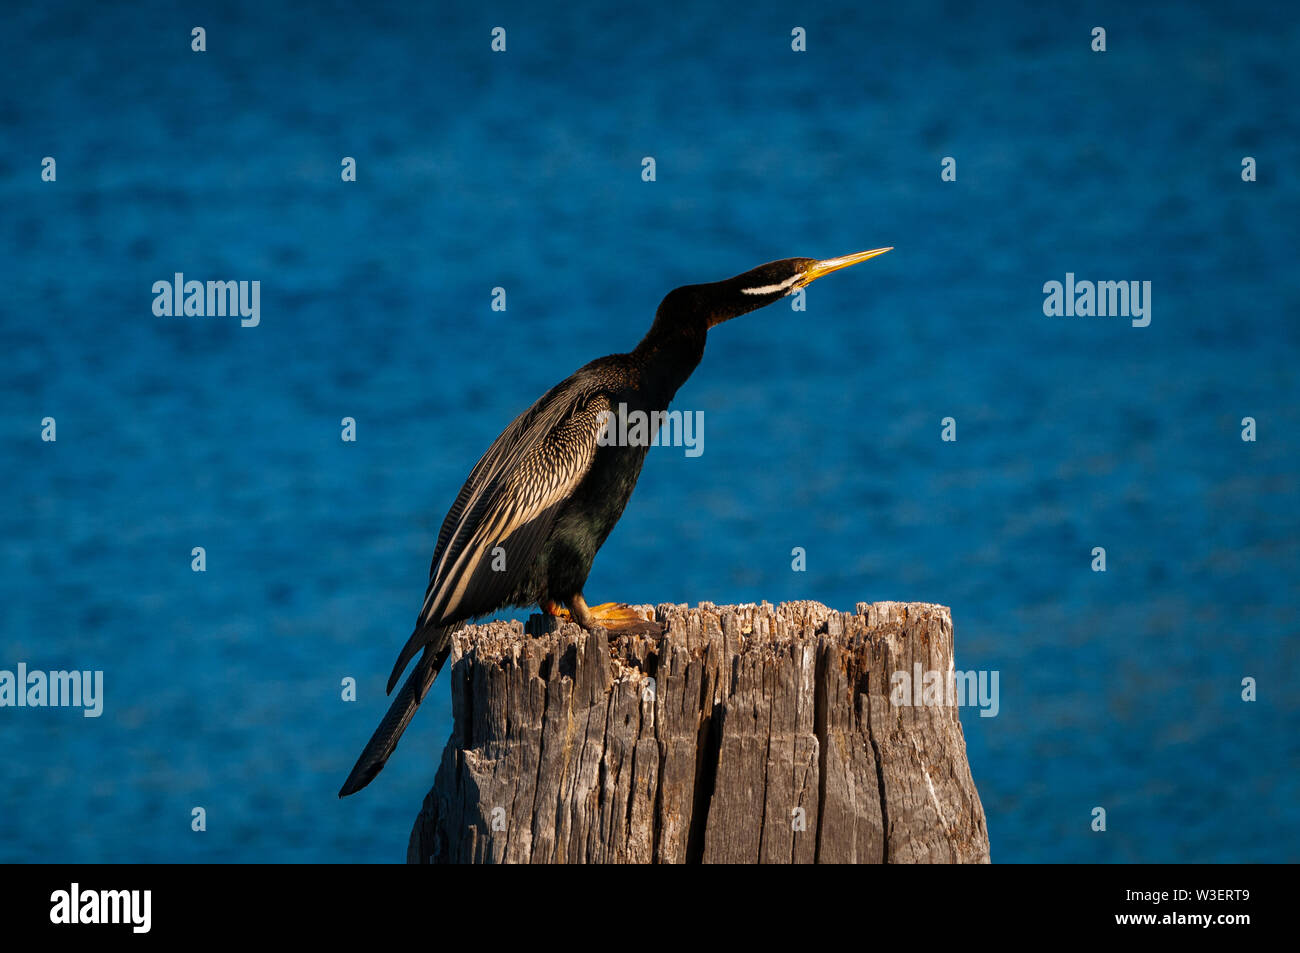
[408,600,990,863]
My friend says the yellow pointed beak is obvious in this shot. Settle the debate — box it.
[800,246,893,285]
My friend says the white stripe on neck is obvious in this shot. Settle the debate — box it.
[739,273,800,296]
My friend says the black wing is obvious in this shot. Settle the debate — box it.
[385,381,611,692]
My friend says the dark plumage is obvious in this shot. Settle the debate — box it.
[338,248,891,797]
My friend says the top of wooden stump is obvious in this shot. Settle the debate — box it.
[455,599,954,666]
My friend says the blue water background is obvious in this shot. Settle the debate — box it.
[2,0,1297,862]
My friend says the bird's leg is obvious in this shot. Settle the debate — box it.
[540,598,571,621]
[568,593,652,632]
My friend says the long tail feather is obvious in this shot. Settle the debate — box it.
[338,633,452,798]
[387,623,437,695]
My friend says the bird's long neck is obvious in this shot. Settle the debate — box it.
[631,316,707,407]
[631,277,774,404]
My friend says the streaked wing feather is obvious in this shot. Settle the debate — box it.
[422,390,610,624]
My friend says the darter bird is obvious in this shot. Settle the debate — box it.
[338,247,892,796]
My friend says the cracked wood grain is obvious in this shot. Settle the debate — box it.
[407,601,990,864]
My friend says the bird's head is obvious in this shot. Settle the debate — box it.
[634,246,892,395]
[701,247,893,327]
[639,247,892,364]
